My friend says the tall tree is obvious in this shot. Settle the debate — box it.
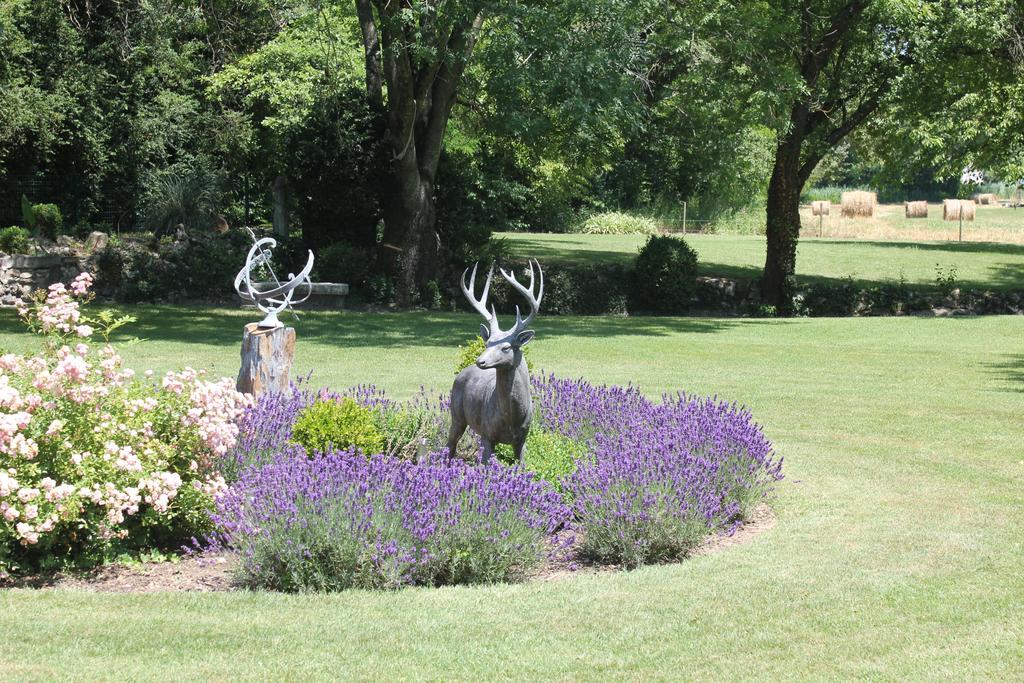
[353,0,644,303]
[761,0,899,311]
[759,0,1021,312]
[353,0,486,303]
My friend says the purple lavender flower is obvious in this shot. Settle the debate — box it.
[540,376,783,567]
[212,447,570,591]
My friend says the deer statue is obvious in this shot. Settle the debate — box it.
[447,259,544,464]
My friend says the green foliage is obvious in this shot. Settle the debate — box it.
[797,275,944,317]
[935,265,959,296]
[480,259,630,316]
[495,430,588,495]
[455,337,486,374]
[20,197,62,240]
[94,232,249,303]
[707,206,766,235]
[374,406,441,461]
[31,203,62,239]
[418,280,444,310]
[455,336,534,374]
[291,399,386,456]
[315,241,374,287]
[532,264,630,316]
[286,86,386,249]
[630,236,699,314]
[801,185,852,204]
[0,226,30,254]
[798,277,860,316]
[366,275,396,306]
[141,166,221,236]
[1,1,244,226]
[572,212,658,235]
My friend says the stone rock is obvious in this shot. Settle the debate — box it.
[85,231,110,253]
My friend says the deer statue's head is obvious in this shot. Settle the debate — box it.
[461,259,544,370]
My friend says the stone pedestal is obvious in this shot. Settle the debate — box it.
[236,324,296,396]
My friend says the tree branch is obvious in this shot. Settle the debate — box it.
[801,0,871,84]
[418,10,485,181]
[355,0,383,108]
[797,82,888,185]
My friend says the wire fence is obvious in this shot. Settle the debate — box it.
[1,175,126,228]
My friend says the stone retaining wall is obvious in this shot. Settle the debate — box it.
[0,253,84,307]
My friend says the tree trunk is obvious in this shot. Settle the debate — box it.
[381,174,437,305]
[762,133,804,314]
[271,174,288,239]
[367,6,485,306]
[236,323,295,397]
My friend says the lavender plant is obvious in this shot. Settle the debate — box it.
[222,374,782,583]
[552,380,783,568]
[212,447,569,591]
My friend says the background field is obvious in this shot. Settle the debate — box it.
[502,231,1024,290]
[797,203,1024,242]
[1,306,1023,680]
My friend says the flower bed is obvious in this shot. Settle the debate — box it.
[215,375,783,590]
[0,275,250,578]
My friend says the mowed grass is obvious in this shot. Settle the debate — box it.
[1,306,1023,680]
[501,231,1024,290]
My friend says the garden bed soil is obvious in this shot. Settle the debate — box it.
[3,553,236,593]
[3,505,775,592]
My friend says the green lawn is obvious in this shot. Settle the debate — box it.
[501,231,1024,290]
[2,306,1023,680]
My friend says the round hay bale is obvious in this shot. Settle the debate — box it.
[905,201,928,218]
[811,200,830,216]
[840,191,876,217]
[976,192,997,205]
[961,199,976,221]
[943,199,975,221]
[943,199,960,221]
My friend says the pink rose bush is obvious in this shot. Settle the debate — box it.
[0,274,251,577]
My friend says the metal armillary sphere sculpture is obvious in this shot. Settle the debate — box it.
[233,228,315,329]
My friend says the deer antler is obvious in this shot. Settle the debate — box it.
[499,259,544,335]
[461,262,500,335]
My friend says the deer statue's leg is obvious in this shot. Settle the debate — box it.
[480,439,495,464]
[513,437,526,466]
[446,417,467,459]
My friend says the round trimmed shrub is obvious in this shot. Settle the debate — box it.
[29,203,63,240]
[630,235,699,314]
[291,398,385,455]
[0,227,30,254]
